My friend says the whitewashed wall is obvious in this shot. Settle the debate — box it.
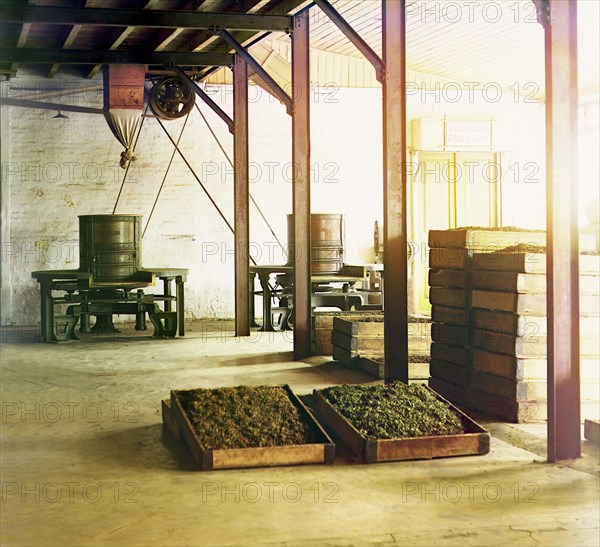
[1,73,546,325]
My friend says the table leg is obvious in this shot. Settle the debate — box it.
[80,291,92,333]
[258,272,275,332]
[40,282,53,342]
[176,277,185,337]
[163,278,172,312]
[248,271,259,328]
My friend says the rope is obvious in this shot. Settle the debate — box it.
[142,113,191,239]
[155,115,257,266]
[194,102,285,252]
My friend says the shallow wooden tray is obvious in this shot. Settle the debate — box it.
[163,385,335,471]
[584,419,600,444]
[313,385,490,463]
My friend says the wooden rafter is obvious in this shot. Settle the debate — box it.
[183,0,306,87]
[3,4,293,32]
[4,48,232,67]
[48,0,92,78]
[10,0,33,77]
[154,0,212,53]
[185,0,303,56]
[86,0,170,79]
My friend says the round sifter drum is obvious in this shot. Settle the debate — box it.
[78,214,142,280]
[287,213,345,275]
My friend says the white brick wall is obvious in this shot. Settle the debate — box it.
[1,73,546,325]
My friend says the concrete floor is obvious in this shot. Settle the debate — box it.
[1,321,599,547]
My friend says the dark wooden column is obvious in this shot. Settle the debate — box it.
[233,54,250,336]
[537,0,581,461]
[382,0,409,383]
[291,11,311,359]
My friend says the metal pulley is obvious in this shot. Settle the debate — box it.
[149,76,195,119]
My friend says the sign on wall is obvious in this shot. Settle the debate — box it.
[445,121,492,148]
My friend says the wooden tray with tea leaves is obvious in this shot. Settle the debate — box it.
[163,384,335,471]
[313,383,489,463]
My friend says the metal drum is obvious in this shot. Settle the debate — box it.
[79,214,142,280]
[287,213,345,275]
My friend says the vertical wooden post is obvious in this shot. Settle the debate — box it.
[291,11,311,360]
[0,88,11,326]
[233,54,250,336]
[539,0,581,461]
[382,0,409,383]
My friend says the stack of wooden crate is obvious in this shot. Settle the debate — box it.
[312,311,382,355]
[331,315,431,380]
[429,228,544,422]
[428,228,600,422]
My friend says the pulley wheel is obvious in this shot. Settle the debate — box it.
[149,76,195,119]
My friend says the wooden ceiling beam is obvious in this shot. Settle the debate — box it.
[10,22,31,75]
[48,0,92,78]
[3,48,233,67]
[152,0,214,53]
[2,5,293,32]
[85,0,163,79]
[187,0,307,58]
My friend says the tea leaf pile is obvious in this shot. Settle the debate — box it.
[322,383,464,440]
[178,386,316,450]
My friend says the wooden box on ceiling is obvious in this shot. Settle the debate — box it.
[103,65,146,109]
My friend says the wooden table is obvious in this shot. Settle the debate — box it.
[31,268,188,341]
[249,265,369,332]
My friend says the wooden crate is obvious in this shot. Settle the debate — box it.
[430,377,600,423]
[332,330,383,351]
[332,342,430,366]
[428,229,546,250]
[331,316,431,361]
[431,305,470,326]
[471,270,546,293]
[332,330,430,353]
[430,359,528,400]
[431,322,470,347]
[430,287,469,308]
[311,325,333,356]
[312,311,384,356]
[312,340,333,356]
[471,309,543,337]
[162,399,182,441]
[333,345,379,367]
[469,350,598,382]
[430,342,471,367]
[164,385,335,471]
[473,328,600,358]
[312,312,386,355]
[429,247,471,270]
[470,348,529,380]
[313,387,490,463]
[312,310,383,330]
[428,269,471,289]
[523,380,600,401]
[472,309,599,339]
[428,377,544,423]
[471,290,547,315]
[312,326,332,342]
[584,419,600,443]
[347,357,430,380]
[332,315,431,337]
[333,316,384,336]
[473,251,600,274]
[473,328,546,357]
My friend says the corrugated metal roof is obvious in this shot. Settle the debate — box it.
[267,0,596,97]
[303,0,547,97]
